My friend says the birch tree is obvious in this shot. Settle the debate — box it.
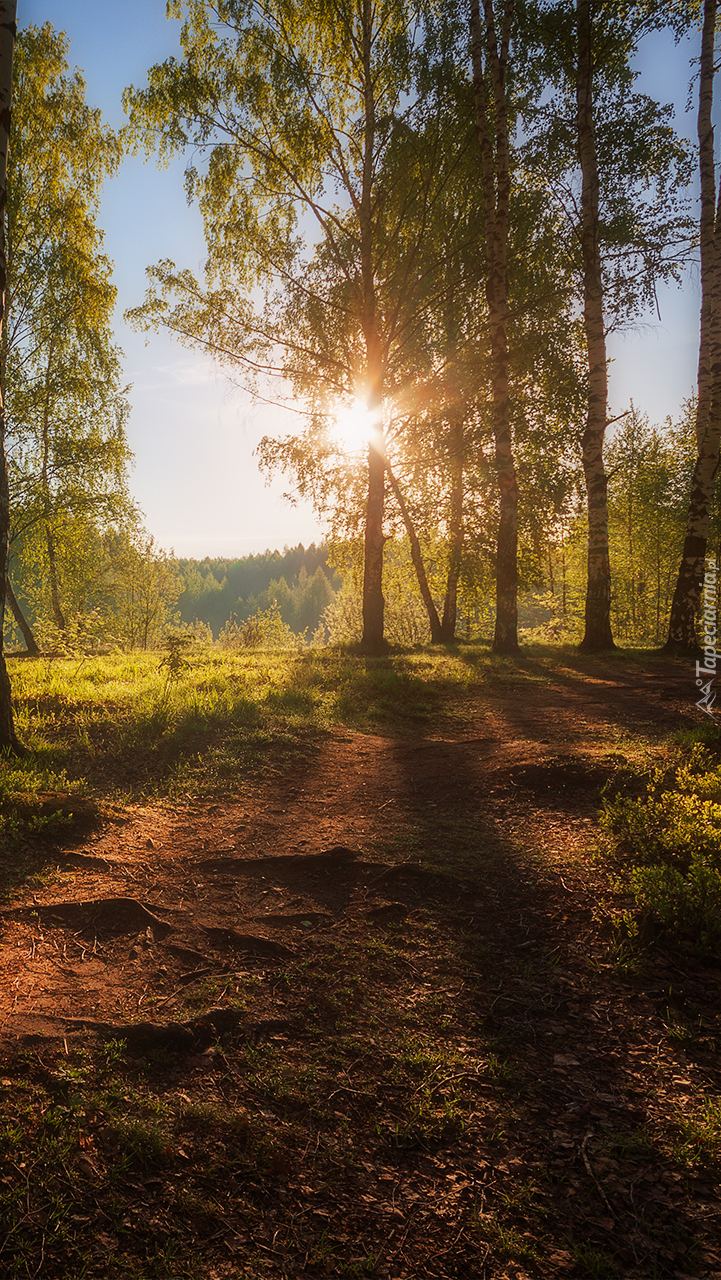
[666,0,721,651]
[125,0,427,654]
[575,0,614,650]
[3,24,130,648]
[524,0,692,651]
[0,0,21,754]
[469,0,520,653]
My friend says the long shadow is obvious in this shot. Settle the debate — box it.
[455,644,698,745]
[363,687,719,1277]
[2,645,717,1272]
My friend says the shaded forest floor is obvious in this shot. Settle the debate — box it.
[0,645,719,1279]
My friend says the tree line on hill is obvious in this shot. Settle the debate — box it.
[176,547,340,639]
[0,1,719,755]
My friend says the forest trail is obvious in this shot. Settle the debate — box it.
[0,652,694,1041]
[0,653,719,1279]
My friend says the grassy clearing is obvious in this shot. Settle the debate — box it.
[3,639,668,828]
[1,642,539,841]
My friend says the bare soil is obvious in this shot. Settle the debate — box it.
[1,653,720,1280]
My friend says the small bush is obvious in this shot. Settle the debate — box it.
[218,602,301,650]
[601,745,721,955]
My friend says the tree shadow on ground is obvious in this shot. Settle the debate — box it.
[364,688,719,1278]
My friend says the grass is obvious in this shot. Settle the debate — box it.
[673,1096,721,1165]
[5,638,673,808]
[1,639,718,1277]
[1,641,542,842]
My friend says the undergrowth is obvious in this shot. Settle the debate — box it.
[601,735,721,956]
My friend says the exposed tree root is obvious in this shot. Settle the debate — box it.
[59,1008,294,1054]
[2,897,172,935]
[198,845,359,874]
[202,926,295,959]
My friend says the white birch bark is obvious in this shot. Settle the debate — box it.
[666,0,721,652]
[470,0,519,655]
[0,0,22,752]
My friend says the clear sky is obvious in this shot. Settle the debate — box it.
[19,1,703,558]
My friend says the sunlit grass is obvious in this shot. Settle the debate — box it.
[3,643,503,828]
[2,639,662,836]
[673,1096,721,1165]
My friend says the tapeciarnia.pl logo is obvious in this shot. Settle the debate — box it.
[696,558,718,717]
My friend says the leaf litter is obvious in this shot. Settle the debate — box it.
[0,652,719,1278]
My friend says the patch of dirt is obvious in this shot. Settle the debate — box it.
[1,654,719,1279]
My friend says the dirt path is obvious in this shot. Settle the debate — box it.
[1,654,719,1279]
[0,659,670,1038]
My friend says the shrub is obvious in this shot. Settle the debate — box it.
[218,602,302,650]
[601,745,721,956]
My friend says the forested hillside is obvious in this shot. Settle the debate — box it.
[175,545,340,638]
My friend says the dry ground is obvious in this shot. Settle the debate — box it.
[0,651,719,1280]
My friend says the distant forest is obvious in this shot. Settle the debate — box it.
[4,541,340,653]
[176,545,340,638]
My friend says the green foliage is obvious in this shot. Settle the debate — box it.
[320,540,433,645]
[674,1096,721,1166]
[602,744,721,955]
[7,527,185,656]
[0,751,86,845]
[605,404,696,643]
[109,531,183,651]
[518,399,701,646]
[521,0,694,327]
[175,545,339,638]
[219,602,301,650]
[5,25,134,648]
[159,632,194,683]
[4,642,528,813]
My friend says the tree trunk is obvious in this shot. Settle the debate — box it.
[576,0,615,652]
[666,0,721,653]
[470,0,519,655]
[39,334,66,632]
[386,464,443,643]
[362,407,387,653]
[6,575,39,655]
[46,527,66,631]
[440,413,464,642]
[0,1,22,754]
[359,0,387,654]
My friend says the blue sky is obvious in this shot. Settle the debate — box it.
[19,2,703,557]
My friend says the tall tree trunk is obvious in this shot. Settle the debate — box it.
[46,528,65,631]
[39,334,65,632]
[6,575,39,655]
[0,0,22,754]
[386,464,443,643]
[666,0,721,653]
[359,0,387,654]
[577,0,615,652]
[470,0,519,655]
[440,412,464,642]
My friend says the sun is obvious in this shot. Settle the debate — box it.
[328,398,379,455]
